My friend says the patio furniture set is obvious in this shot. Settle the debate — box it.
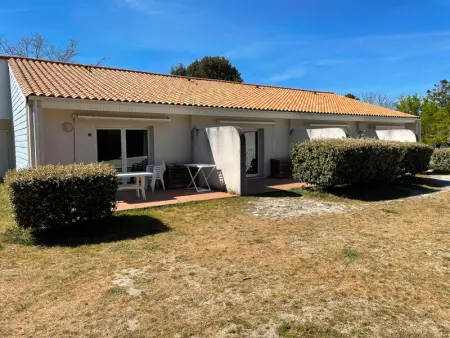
[117,162,217,200]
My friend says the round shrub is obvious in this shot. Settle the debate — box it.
[4,163,118,231]
[398,143,434,175]
[431,148,450,173]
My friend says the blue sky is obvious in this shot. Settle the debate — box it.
[1,0,450,98]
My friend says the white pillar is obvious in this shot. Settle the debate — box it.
[27,103,35,167]
[416,120,422,142]
[32,100,44,166]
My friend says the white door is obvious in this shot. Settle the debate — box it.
[0,130,10,178]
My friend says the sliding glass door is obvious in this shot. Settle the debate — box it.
[97,128,149,180]
[97,129,123,171]
[125,129,149,173]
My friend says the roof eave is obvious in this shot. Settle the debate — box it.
[29,95,419,121]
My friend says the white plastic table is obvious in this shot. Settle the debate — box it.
[184,164,216,192]
[117,172,154,200]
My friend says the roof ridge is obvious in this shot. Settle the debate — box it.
[0,54,334,94]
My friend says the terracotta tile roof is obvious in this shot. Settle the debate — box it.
[5,56,415,118]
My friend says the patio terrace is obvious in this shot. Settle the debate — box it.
[115,178,304,211]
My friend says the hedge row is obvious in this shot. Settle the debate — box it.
[399,143,434,176]
[431,148,450,173]
[292,139,433,187]
[4,163,118,231]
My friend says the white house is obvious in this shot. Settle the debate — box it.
[0,56,419,193]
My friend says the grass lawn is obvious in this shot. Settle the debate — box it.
[0,178,449,337]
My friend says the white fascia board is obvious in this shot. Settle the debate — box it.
[33,96,419,124]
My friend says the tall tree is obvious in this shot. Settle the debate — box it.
[421,99,450,144]
[361,92,396,109]
[344,93,360,100]
[426,79,450,109]
[0,32,78,62]
[170,63,187,76]
[170,56,243,82]
[421,79,450,145]
[395,94,422,116]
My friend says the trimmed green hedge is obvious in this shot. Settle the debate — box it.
[399,143,434,175]
[292,139,433,187]
[431,148,450,173]
[4,163,118,231]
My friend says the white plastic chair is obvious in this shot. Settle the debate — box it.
[146,161,166,192]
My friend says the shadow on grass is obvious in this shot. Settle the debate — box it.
[250,189,303,198]
[302,178,443,202]
[254,175,448,201]
[246,178,300,196]
[35,214,170,247]
[411,175,450,188]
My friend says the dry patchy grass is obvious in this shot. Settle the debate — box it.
[0,181,449,337]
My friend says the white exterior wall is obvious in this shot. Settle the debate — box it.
[153,114,191,164]
[291,120,358,143]
[42,109,75,164]
[195,126,246,194]
[290,120,416,144]
[42,110,292,178]
[42,109,192,166]
[41,107,419,179]
[9,65,28,169]
[375,129,417,142]
[192,116,290,176]
[307,128,347,140]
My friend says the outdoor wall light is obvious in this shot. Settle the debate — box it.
[61,122,73,132]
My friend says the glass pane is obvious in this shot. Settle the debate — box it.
[97,129,122,172]
[245,132,258,175]
[126,130,149,173]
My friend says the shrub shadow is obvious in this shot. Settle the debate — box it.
[249,175,450,202]
[246,178,299,196]
[250,189,303,198]
[411,176,450,188]
[324,185,435,202]
[320,179,441,202]
[35,214,170,247]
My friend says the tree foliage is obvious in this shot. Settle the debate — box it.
[0,32,78,62]
[170,63,187,76]
[418,79,450,145]
[170,56,243,82]
[344,93,360,100]
[359,82,450,145]
[361,92,396,109]
[395,94,422,116]
[421,100,450,145]
[426,79,450,109]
